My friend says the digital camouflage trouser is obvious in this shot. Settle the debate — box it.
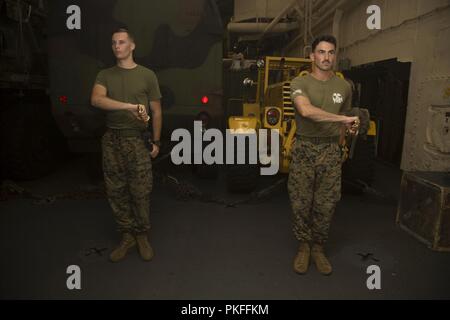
[102,130,152,234]
[287,139,342,244]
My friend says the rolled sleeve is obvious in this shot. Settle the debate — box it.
[147,71,162,101]
[94,70,107,88]
[290,78,308,101]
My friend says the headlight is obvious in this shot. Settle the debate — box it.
[266,108,281,126]
[256,59,265,68]
[243,78,254,87]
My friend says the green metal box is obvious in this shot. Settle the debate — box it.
[397,172,450,252]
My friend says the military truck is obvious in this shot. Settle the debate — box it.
[226,56,377,193]
[0,0,67,180]
[47,0,224,156]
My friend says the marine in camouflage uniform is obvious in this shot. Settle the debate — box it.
[288,140,342,244]
[101,131,153,235]
[288,35,359,275]
[91,28,162,262]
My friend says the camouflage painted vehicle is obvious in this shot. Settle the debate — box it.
[0,0,67,180]
[47,0,223,154]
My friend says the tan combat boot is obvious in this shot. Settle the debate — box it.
[311,244,332,275]
[135,232,154,261]
[109,233,136,262]
[293,242,310,274]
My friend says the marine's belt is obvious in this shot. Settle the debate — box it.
[108,128,146,137]
[296,135,340,144]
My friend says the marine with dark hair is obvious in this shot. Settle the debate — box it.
[288,35,359,275]
[91,28,162,262]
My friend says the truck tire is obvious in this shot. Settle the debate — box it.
[0,102,67,180]
[226,163,259,193]
[342,136,376,192]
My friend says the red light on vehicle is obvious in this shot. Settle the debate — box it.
[59,95,68,105]
[201,96,209,104]
[266,108,281,125]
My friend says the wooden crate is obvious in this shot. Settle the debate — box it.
[396,171,450,252]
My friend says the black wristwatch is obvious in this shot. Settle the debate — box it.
[152,140,161,147]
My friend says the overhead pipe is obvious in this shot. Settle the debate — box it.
[285,0,352,52]
[227,22,299,34]
[332,9,343,56]
[313,0,341,22]
[228,0,300,37]
[303,0,308,47]
[293,4,303,21]
[309,0,314,40]
[303,0,315,56]
[313,0,329,11]
[312,0,360,32]
[258,0,298,40]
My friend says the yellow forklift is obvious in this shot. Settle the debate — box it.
[226,56,377,192]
